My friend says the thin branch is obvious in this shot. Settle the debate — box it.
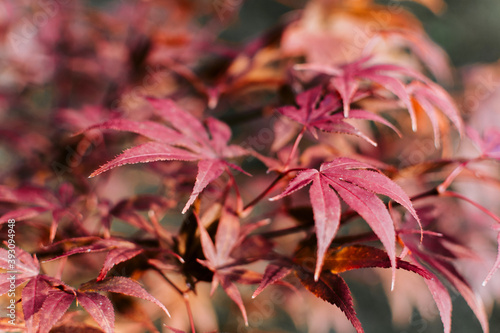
[441,191,500,224]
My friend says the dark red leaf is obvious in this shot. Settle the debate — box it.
[271,158,419,284]
[76,291,115,333]
[297,269,364,333]
[295,245,431,279]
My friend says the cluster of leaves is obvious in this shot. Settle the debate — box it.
[1,0,499,332]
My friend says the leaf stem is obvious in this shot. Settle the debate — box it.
[184,293,196,333]
[241,168,306,216]
[260,224,313,239]
[151,266,185,296]
[437,161,469,193]
[441,191,500,224]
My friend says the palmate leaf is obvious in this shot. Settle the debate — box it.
[195,210,247,323]
[295,56,463,143]
[276,86,400,146]
[86,98,249,214]
[16,274,75,333]
[195,207,270,325]
[270,157,419,285]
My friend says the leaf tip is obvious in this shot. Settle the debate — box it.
[411,121,418,132]
[314,270,320,282]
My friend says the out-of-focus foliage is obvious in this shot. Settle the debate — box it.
[0,0,500,332]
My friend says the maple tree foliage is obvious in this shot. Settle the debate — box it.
[0,0,499,332]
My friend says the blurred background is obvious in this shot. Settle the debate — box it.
[2,0,499,332]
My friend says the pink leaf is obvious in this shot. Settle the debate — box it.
[276,87,399,146]
[271,158,418,285]
[269,169,317,201]
[329,179,397,287]
[88,99,249,212]
[80,119,188,147]
[430,259,489,333]
[196,214,218,266]
[220,275,248,326]
[332,75,359,117]
[321,158,419,224]
[0,245,39,275]
[365,30,452,83]
[215,208,240,265]
[0,246,39,295]
[182,159,226,214]
[310,173,342,281]
[80,277,170,317]
[147,98,209,145]
[295,56,461,136]
[77,292,115,333]
[206,117,232,153]
[0,185,58,208]
[97,247,144,281]
[89,142,199,178]
[252,263,292,299]
[468,127,500,160]
[422,269,452,333]
[408,81,464,143]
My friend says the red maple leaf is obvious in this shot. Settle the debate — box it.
[194,206,269,325]
[276,86,401,146]
[295,56,463,144]
[86,98,249,214]
[270,157,419,285]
